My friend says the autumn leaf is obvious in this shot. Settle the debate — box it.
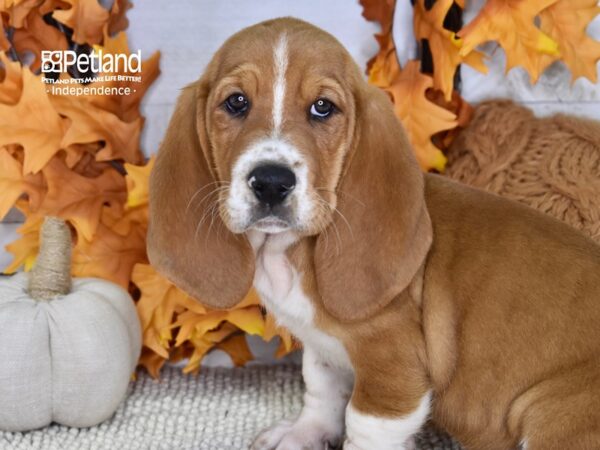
[51,95,143,165]
[426,88,474,150]
[72,219,147,288]
[458,0,561,83]
[0,51,23,105]
[52,0,110,45]
[361,0,464,170]
[388,61,456,171]
[138,348,166,379]
[41,156,126,240]
[2,0,39,28]
[217,334,254,367]
[414,0,488,100]
[360,0,396,76]
[86,31,161,123]
[134,265,180,331]
[12,8,68,71]
[264,313,296,358]
[125,157,154,208]
[0,18,11,52]
[107,0,132,36]
[0,69,66,174]
[4,205,42,273]
[368,32,400,88]
[101,204,147,237]
[0,148,24,220]
[539,0,600,83]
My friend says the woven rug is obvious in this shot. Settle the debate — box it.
[0,365,461,450]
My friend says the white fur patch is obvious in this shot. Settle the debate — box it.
[251,346,353,450]
[248,230,351,369]
[272,34,288,135]
[226,138,313,234]
[345,392,431,450]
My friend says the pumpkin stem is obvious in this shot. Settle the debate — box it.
[28,216,72,300]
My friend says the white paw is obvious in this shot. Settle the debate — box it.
[343,435,416,450]
[251,419,342,450]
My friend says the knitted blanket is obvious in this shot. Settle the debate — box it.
[447,100,600,243]
[0,365,461,450]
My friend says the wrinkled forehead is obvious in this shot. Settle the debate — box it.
[207,20,356,100]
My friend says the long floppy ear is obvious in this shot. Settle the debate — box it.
[315,84,432,322]
[147,80,255,309]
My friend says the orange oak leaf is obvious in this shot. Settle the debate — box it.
[0,146,45,218]
[183,338,213,374]
[217,333,254,367]
[173,305,265,348]
[414,0,488,100]
[138,348,167,379]
[0,18,10,52]
[133,264,190,358]
[0,68,66,174]
[85,31,161,123]
[69,150,111,176]
[0,148,24,220]
[0,52,23,105]
[133,262,239,371]
[368,31,400,88]
[183,323,239,373]
[134,264,202,330]
[539,0,600,83]
[62,143,96,169]
[12,9,68,71]
[100,206,148,241]
[125,157,154,208]
[264,313,296,358]
[2,0,39,28]
[101,203,148,237]
[108,0,132,36]
[52,0,110,45]
[458,0,561,83]
[41,156,126,240]
[360,0,395,72]
[4,205,42,273]
[388,61,456,171]
[72,219,147,288]
[426,88,474,150]
[51,95,143,165]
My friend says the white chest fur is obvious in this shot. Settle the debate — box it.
[247,230,351,370]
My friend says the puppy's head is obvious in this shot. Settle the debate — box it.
[148,18,432,321]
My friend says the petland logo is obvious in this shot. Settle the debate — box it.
[41,50,141,74]
[41,49,143,96]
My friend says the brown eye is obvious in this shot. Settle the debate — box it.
[224,93,249,116]
[310,98,335,120]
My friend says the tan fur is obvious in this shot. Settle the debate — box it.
[148,18,600,449]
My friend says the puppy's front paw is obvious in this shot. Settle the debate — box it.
[343,435,416,450]
[251,419,342,450]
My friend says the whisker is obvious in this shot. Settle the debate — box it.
[185,181,229,214]
[332,206,354,240]
[189,186,230,214]
[314,187,366,208]
[314,196,342,256]
[194,198,218,242]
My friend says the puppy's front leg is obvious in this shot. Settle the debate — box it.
[251,346,353,450]
[342,362,430,450]
[344,391,431,450]
[344,320,432,450]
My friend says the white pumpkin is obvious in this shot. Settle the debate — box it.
[0,217,142,431]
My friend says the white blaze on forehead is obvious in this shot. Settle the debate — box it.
[272,34,288,135]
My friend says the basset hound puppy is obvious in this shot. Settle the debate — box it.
[147,18,600,450]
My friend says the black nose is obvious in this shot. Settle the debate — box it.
[248,164,296,207]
